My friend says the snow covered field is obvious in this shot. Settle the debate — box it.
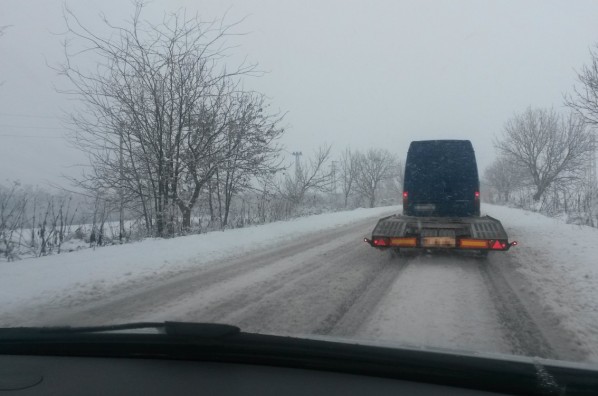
[1,203,597,363]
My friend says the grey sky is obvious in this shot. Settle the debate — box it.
[1,0,598,187]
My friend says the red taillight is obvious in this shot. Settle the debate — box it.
[402,191,408,206]
[373,238,389,247]
[475,191,480,198]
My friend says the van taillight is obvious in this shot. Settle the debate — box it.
[403,191,408,206]
[475,191,480,198]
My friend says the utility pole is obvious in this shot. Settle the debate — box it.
[292,151,302,179]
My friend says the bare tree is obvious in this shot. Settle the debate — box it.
[339,148,359,207]
[494,107,594,201]
[484,155,528,203]
[57,3,280,237]
[354,148,400,208]
[281,145,332,206]
[212,92,284,228]
[566,45,598,127]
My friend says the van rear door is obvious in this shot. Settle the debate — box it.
[403,140,479,217]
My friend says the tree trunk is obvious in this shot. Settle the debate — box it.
[533,190,543,201]
[181,207,192,231]
[208,182,215,223]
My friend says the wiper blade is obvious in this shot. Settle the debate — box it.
[0,321,240,339]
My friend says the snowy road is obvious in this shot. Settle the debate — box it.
[19,214,585,362]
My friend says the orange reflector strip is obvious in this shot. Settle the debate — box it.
[459,239,489,249]
[390,237,417,247]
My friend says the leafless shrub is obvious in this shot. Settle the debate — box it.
[0,182,28,261]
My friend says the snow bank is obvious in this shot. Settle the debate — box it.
[484,203,598,359]
[0,206,399,320]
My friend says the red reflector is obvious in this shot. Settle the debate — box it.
[491,240,506,250]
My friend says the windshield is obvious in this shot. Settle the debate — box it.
[1,0,598,369]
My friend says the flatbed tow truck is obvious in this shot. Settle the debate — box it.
[365,140,517,255]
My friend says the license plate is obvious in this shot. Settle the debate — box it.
[415,204,436,211]
[422,237,456,248]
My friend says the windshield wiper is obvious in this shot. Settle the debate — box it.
[0,321,240,339]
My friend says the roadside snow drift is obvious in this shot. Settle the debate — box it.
[484,203,598,360]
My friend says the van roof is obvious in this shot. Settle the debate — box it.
[408,139,474,149]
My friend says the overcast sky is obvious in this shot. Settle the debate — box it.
[1,0,598,187]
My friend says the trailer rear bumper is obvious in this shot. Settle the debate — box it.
[364,236,517,251]
[364,215,517,252]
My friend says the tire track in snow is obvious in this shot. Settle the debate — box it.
[353,253,513,355]
[481,255,588,362]
[179,230,376,326]
[190,236,397,335]
[33,217,383,327]
[318,256,410,336]
[479,259,557,359]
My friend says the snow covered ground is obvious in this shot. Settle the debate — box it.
[0,206,399,321]
[1,202,597,363]
[484,203,598,360]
